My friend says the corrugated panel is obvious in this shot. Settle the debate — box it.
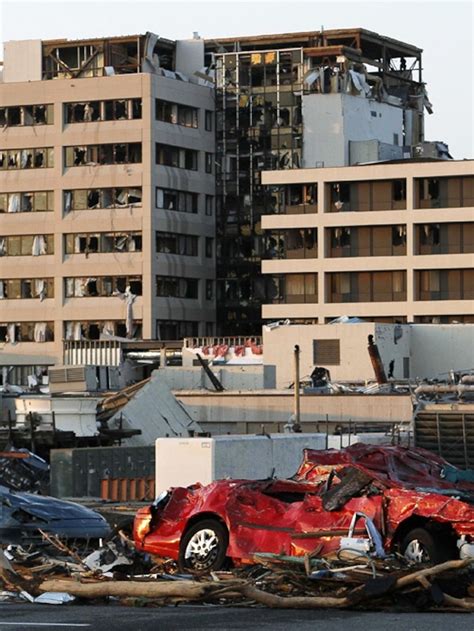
[49,366,86,383]
[414,411,474,469]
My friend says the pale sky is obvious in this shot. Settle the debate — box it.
[1,0,472,159]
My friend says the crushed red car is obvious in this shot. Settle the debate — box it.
[133,444,474,571]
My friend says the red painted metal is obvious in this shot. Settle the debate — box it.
[133,445,474,564]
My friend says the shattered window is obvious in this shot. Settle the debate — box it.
[65,143,142,167]
[0,191,53,213]
[64,232,142,254]
[0,235,53,257]
[0,148,53,171]
[156,231,199,256]
[156,187,198,213]
[64,276,142,297]
[0,104,53,127]
[156,276,199,299]
[2,278,54,299]
[156,319,198,340]
[155,143,198,171]
[156,99,198,128]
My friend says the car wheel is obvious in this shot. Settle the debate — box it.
[401,527,452,564]
[178,519,228,572]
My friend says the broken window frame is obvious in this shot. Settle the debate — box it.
[64,320,143,341]
[0,321,54,342]
[155,99,198,128]
[64,143,142,167]
[156,276,199,299]
[265,228,318,260]
[0,235,53,257]
[326,179,407,212]
[0,148,54,171]
[415,176,474,209]
[0,104,53,127]
[0,191,54,214]
[270,273,318,304]
[155,187,198,214]
[0,278,54,300]
[64,276,143,298]
[205,152,213,174]
[155,143,199,171]
[64,187,142,213]
[42,37,144,80]
[327,225,407,257]
[155,231,199,257]
[64,232,142,255]
[156,319,199,340]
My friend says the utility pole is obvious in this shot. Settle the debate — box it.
[294,344,301,427]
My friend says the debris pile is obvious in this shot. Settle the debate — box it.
[1,537,473,611]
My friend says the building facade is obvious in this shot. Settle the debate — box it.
[205,28,429,333]
[0,34,216,372]
[261,160,473,324]
[0,29,468,381]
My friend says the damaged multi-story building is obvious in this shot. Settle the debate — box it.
[0,28,470,382]
[260,159,473,325]
[206,28,437,333]
[0,33,216,379]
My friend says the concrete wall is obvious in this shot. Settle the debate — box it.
[175,38,205,77]
[374,324,411,380]
[158,365,265,390]
[410,324,474,378]
[175,390,413,434]
[302,93,345,167]
[151,73,215,336]
[262,322,472,387]
[302,93,402,168]
[263,322,380,387]
[3,40,42,83]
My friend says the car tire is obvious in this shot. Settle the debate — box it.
[178,519,228,572]
[401,527,452,564]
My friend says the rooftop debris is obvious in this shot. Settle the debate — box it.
[98,372,202,445]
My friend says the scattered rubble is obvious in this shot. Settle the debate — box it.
[0,535,472,611]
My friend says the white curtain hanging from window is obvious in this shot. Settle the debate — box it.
[34,279,46,301]
[32,235,47,256]
[34,322,47,342]
[8,193,21,213]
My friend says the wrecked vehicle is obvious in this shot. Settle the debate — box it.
[133,445,474,571]
[0,485,111,545]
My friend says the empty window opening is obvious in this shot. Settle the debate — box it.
[156,232,198,256]
[65,143,142,167]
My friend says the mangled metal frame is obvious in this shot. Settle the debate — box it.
[134,445,474,565]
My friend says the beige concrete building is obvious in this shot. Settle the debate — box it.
[261,160,473,324]
[0,34,216,379]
